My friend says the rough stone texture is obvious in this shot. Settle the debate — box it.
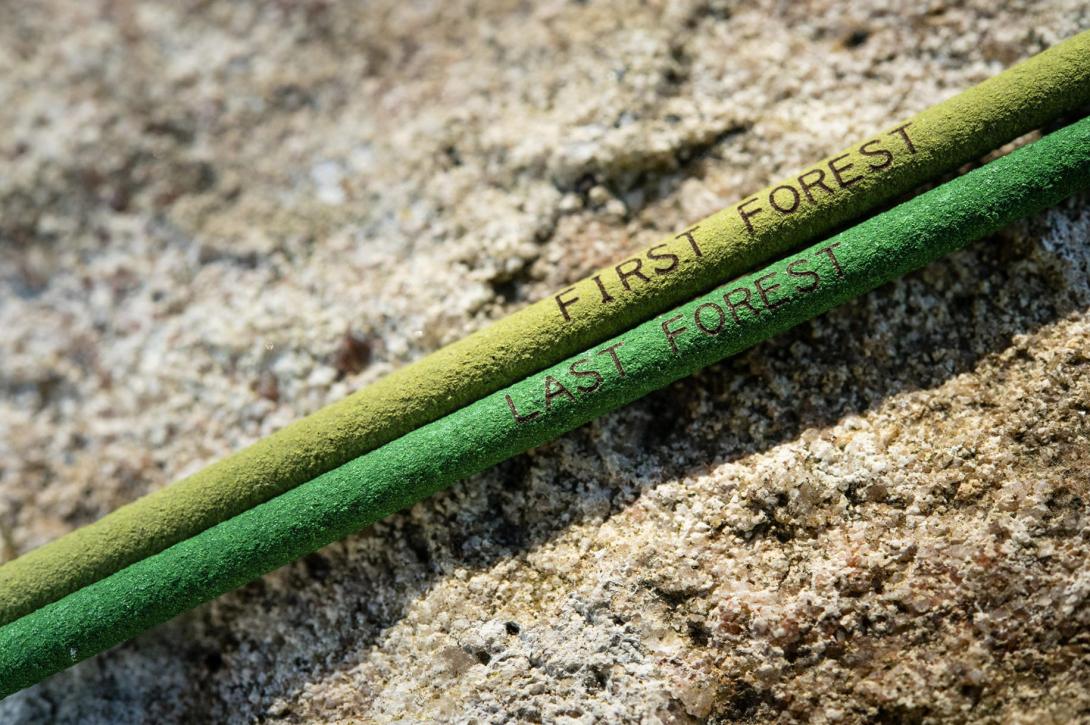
[1,1,1088,722]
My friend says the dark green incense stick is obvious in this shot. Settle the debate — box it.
[1,116,1088,698]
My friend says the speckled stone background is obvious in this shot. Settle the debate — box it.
[1,1,1089,722]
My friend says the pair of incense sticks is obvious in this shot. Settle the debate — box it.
[2,31,1090,698]
[3,29,1088,632]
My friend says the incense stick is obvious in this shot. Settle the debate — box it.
[2,114,1088,698]
[4,29,1090,629]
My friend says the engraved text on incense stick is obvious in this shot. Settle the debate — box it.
[552,123,914,322]
[511,243,845,424]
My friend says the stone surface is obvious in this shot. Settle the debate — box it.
[1,1,1089,722]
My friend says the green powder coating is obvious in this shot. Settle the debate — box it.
[2,116,1089,698]
[1,31,1089,629]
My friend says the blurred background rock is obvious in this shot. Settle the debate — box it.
[1,1,1088,721]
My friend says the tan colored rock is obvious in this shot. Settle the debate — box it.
[1,0,1088,721]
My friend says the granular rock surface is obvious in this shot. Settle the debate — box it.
[2,1,1089,722]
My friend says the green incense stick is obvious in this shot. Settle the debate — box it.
[2,116,1089,698]
[3,31,1089,629]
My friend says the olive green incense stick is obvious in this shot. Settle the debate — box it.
[3,115,1089,698]
[3,30,1089,628]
